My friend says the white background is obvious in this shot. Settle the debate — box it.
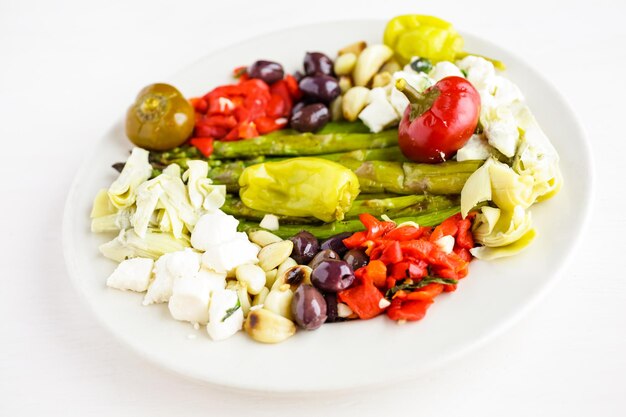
[1,0,624,415]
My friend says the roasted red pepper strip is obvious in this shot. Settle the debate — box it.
[406,283,444,301]
[387,298,433,321]
[338,274,385,320]
[189,137,214,157]
[343,231,367,249]
[379,241,403,265]
[363,260,387,289]
[383,225,426,241]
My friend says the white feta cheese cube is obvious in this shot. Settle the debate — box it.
[456,134,493,161]
[106,257,154,292]
[435,235,455,254]
[143,253,176,305]
[428,61,464,82]
[168,274,213,325]
[195,268,227,293]
[359,87,399,133]
[166,248,201,279]
[206,289,244,341]
[201,233,259,274]
[191,210,239,250]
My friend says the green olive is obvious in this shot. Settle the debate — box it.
[125,83,195,151]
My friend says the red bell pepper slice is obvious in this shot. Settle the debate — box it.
[456,218,474,250]
[406,283,444,301]
[387,298,433,321]
[342,231,367,249]
[338,275,386,320]
[378,241,403,265]
[188,137,214,157]
[383,225,426,241]
[430,215,459,243]
[363,260,387,288]
[284,74,302,100]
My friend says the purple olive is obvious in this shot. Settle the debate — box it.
[298,75,340,103]
[323,292,340,323]
[311,259,355,293]
[320,232,353,256]
[308,249,339,270]
[247,60,284,84]
[304,52,334,76]
[291,285,327,330]
[343,249,369,271]
[289,231,319,264]
[290,103,329,133]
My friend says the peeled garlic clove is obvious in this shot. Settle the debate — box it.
[353,44,393,87]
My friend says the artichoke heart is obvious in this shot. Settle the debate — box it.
[473,205,533,247]
[238,157,361,223]
[470,229,536,260]
[108,147,153,209]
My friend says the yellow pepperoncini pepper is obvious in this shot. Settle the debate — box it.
[383,15,464,65]
[238,158,360,223]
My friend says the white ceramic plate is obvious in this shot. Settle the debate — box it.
[63,20,592,392]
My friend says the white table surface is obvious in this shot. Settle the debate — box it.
[2,0,624,415]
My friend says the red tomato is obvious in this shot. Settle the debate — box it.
[397,76,480,163]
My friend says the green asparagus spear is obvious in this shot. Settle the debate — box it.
[205,159,481,195]
[342,160,483,195]
[222,194,459,223]
[212,130,398,159]
[238,206,462,239]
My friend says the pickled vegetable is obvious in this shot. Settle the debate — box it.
[383,15,464,65]
[238,157,361,222]
[125,83,194,151]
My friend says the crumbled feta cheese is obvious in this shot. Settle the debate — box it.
[435,235,455,254]
[168,274,213,325]
[106,257,154,292]
[166,248,201,279]
[201,232,259,274]
[259,214,279,231]
[359,87,399,133]
[378,298,391,309]
[456,134,493,161]
[456,55,496,94]
[428,61,464,82]
[481,105,519,157]
[206,289,244,341]
[143,249,201,305]
[195,268,227,293]
[190,211,239,250]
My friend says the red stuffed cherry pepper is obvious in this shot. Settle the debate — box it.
[396,76,481,163]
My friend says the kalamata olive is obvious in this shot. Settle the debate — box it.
[308,249,339,270]
[304,52,335,76]
[290,103,330,133]
[291,284,327,330]
[320,232,353,256]
[125,83,195,151]
[289,231,320,264]
[247,60,284,84]
[311,259,355,293]
[299,75,341,103]
[323,292,340,323]
[343,249,369,271]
